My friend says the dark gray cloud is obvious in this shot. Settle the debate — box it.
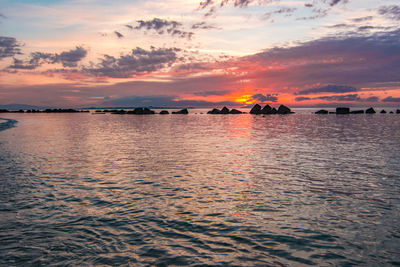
[295,94,379,102]
[378,5,400,21]
[9,46,87,69]
[114,31,124,38]
[250,93,278,102]
[0,36,21,59]
[382,96,400,102]
[135,18,193,39]
[304,3,313,8]
[297,85,359,95]
[193,90,229,96]
[191,22,218,30]
[0,13,6,19]
[84,47,180,78]
[297,8,328,20]
[351,16,373,22]
[102,95,238,108]
[329,0,348,6]
[125,24,133,30]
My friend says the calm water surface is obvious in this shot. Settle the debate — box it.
[1,110,400,266]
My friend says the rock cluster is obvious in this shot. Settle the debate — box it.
[314,107,399,114]
[250,104,294,115]
[172,109,189,114]
[207,106,243,114]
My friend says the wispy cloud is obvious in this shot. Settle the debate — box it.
[382,96,400,102]
[132,18,194,39]
[114,31,124,39]
[295,94,379,102]
[297,85,359,95]
[378,5,400,21]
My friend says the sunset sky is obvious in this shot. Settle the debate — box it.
[1,0,400,108]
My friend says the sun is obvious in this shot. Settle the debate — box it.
[232,94,255,104]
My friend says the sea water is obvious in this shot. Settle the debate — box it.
[1,110,400,266]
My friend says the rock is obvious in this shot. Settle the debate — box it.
[397,109,400,114]
[250,104,262,114]
[229,109,242,114]
[172,108,188,114]
[277,105,293,114]
[207,108,221,114]
[159,110,169,114]
[261,104,272,114]
[271,107,277,114]
[127,107,155,114]
[350,110,364,114]
[111,110,126,114]
[315,109,328,114]
[390,111,394,114]
[336,107,350,114]
[220,106,230,114]
[365,107,376,114]
[0,109,10,113]
[380,109,387,114]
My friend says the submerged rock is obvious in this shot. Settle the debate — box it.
[172,108,189,114]
[250,104,262,114]
[365,107,376,114]
[315,109,328,114]
[229,109,242,114]
[350,110,364,114]
[336,107,350,114]
[159,110,169,114]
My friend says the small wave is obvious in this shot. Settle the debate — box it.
[0,118,18,132]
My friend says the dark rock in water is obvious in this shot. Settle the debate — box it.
[390,111,394,114]
[380,109,387,114]
[261,104,272,114]
[172,108,188,114]
[207,108,221,114]
[329,112,336,114]
[397,109,400,114]
[111,109,126,114]
[336,107,350,114]
[350,110,364,114]
[315,109,328,114]
[229,109,242,114]
[128,107,155,114]
[220,106,230,114]
[159,110,169,114]
[365,107,376,114]
[0,109,10,113]
[271,107,277,114]
[250,104,262,114]
[277,105,293,114]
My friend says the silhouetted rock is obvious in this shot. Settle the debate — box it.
[44,108,79,113]
[0,109,9,113]
[207,108,221,114]
[250,104,262,114]
[277,105,293,114]
[390,111,394,114]
[336,107,350,114]
[260,104,271,114]
[172,108,188,114]
[127,107,155,114]
[220,106,230,114]
[380,109,387,114]
[271,107,277,114]
[111,110,126,114]
[229,109,242,114]
[350,110,364,114]
[397,109,400,114]
[315,109,328,114]
[329,112,336,114]
[365,107,376,114]
[159,110,169,114]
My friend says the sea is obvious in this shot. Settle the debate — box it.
[1,109,400,266]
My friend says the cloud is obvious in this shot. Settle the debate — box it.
[191,22,218,30]
[125,25,133,30]
[382,96,400,102]
[378,5,400,21]
[102,95,238,108]
[351,16,373,22]
[250,93,278,102]
[84,47,180,78]
[295,94,379,102]
[135,18,193,39]
[263,7,297,20]
[193,90,229,96]
[329,0,348,7]
[0,36,21,60]
[9,46,87,69]
[297,85,359,95]
[114,31,124,38]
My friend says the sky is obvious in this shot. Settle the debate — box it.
[0,0,400,108]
